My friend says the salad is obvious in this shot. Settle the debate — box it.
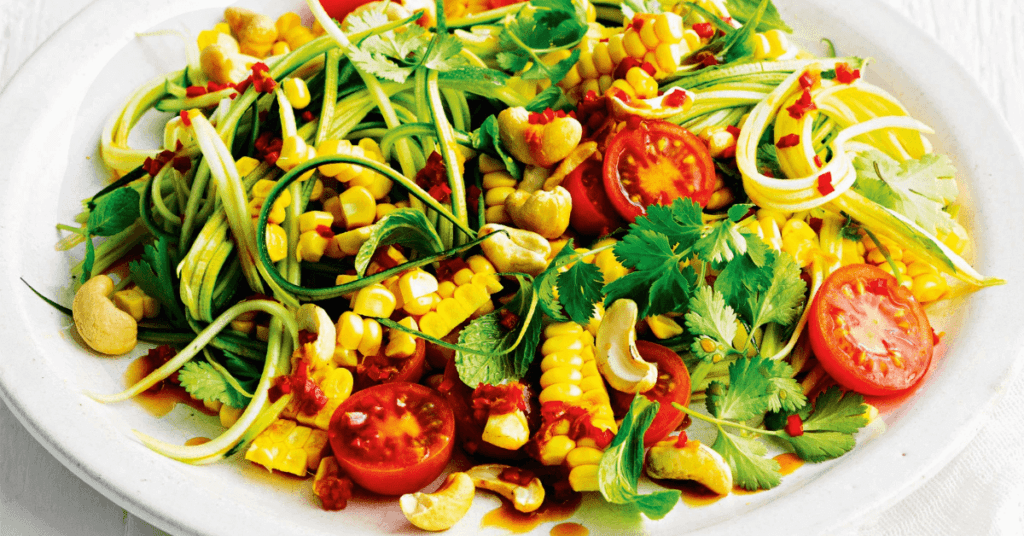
[41,0,1003,531]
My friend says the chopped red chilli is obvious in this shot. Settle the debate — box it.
[674,431,688,447]
[814,154,824,167]
[693,22,715,38]
[315,225,335,240]
[785,414,804,437]
[799,70,820,90]
[185,85,208,98]
[171,156,192,174]
[498,309,520,331]
[179,110,192,127]
[817,171,835,196]
[776,133,801,148]
[662,89,687,108]
[269,359,328,415]
[835,63,861,84]
[786,89,817,119]
[315,475,354,510]
[471,382,529,422]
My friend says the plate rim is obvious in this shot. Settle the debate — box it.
[2,0,1023,534]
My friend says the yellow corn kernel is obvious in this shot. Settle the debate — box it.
[752,33,771,60]
[453,268,475,287]
[580,78,601,98]
[481,410,531,450]
[271,41,291,56]
[251,179,275,201]
[352,284,397,318]
[296,230,329,262]
[623,30,647,59]
[436,297,471,328]
[545,322,584,338]
[220,404,244,428]
[906,261,936,278]
[606,34,628,65]
[283,77,311,109]
[565,446,604,469]
[537,436,577,466]
[485,186,516,207]
[276,135,310,172]
[470,272,502,295]
[283,25,314,49]
[337,186,376,229]
[639,18,661,49]
[568,465,600,492]
[112,288,145,322]
[264,223,288,263]
[276,12,302,34]
[236,156,261,178]
[317,139,365,180]
[878,260,908,277]
[540,366,583,388]
[911,272,948,303]
[467,255,496,275]
[478,154,506,174]
[333,346,358,367]
[397,270,437,303]
[454,283,490,315]
[437,280,457,299]
[592,43,615,75]
[358,318,383,356]
[654,43,682,74]
[375,203,397,221]
[332,226,371,257]
[866,244,904,264]
[647,315,684,339]
[485,205,511,224]
[298,211,333,233]
[765,29,789,58]
[654,12,684,43]
[541,351,584,372]
[403,293,438,316]
[542,335,583,355]
[539,383,584,405]
[245,419,328,475]
[682,28,701,52]
[348,171,393,200]
[336,312,365,351]
[625,66,659,99]
[577,49,599,80]
[482,171,517,190]
[594,251,629,285]
[385,316,419,358]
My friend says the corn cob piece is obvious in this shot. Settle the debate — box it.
[861,233,951,302]
[532,322,617,492]
[418,255,503,340]
[280,361,355,430]
[244,418,329,476]
[480,154,517,224]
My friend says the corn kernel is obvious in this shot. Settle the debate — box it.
[911,273,948,303]
[648,315,684,339]
[609,79,636,98]
[682,29,701,52]
[385,317,419,358]
[540,366,583,388]
[419,311,449,339]
[568,464,600,492]
[478,154,505,174]
[299,211,334,233]
[276,12,302,34]
[765,29,789,58]
[593,43,615,75]
[655,43,681,74]
[753,33,771,60]
[333,346,358,367]
[271,41,291,56]
[403,293,438,316]
[639,19,661,49]
[566,446,603,469]
[654,12,685,43]
[283,78,311,109]
[623,30,647,59]
[399,270,439,303]
[467,255,496,275]
[626,67,658,99]
[348,171,393,200]
[264,223,288,262]
[454,283,490,314]
[436,297,471,329]
[296,230,329,262]
[376,203,397,220]
[236,156,261,178]
[358,318,383,356]
[452,268,475,286]
[577,50,599,80]
[337,186,376,229]
[334,226,372,256]
[482,171,517,189]
[317,139,365,180]
[276,135,310,172]
[336,312,364,350]
[485,205,511,224]
[580,78,601,98]
[352,284,397,318]
[283,25,314,49]
[538,436,576,466]
[485,186,516,207]
[606,34,628,64]
[437,280,457,299]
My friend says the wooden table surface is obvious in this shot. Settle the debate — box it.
[2,0,1022,534]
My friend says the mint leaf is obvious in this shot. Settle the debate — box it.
[598,396,681,519]
[455,275,541,386]
[354,208,445,276]
[712,428,781,490]
[88,186,140,237]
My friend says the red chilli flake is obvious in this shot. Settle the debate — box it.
[776,133,801,148]
[693,22,715,39]
[835,63,861,84]
[814,154,824,167]
[786,89,817,119]
[799,71,819,90]
[696,51,719,67]
[785,414,805,437]
[640,61,657,77]
[631,16,645,32]
[725,125,741,138]
[498,309,520,331]
[171,156,192,174]
[471,382,528,421]
[269,359,327,415]
[499,466,536,487]
[674,431,689,447]
[179,110,192,127]
[185,85,208,98]
[315,225,335,240]
[662,89,687,108]
[301,110,315,123]
[817,172,835,196]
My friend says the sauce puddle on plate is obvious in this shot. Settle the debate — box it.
[549,522,588,536]
[481,493,582,533]
[125,351,217,418]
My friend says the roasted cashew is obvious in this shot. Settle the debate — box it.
[199,41,259,85]
[399,472,475,531]
[478,223,551,276]
[645,438,733,495]
[504,187,572,239]
[296,304,336,368]
[595,299,657,393]
[497,107,582,167]
[72,275,138,355]
[224,7,278,57]
[466,464,545,513]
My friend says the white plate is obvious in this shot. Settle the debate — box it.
[1,0,1022,534]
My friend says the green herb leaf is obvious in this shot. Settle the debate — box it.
[535,238,577,322]
[851,148,959,236]
[707,356,774,422]
[599,395,681,519]
[525,85,568,112]
[684,285,739,355]
[498,0,587,83]
[354,208,445,276]
[724,0,792,32]
[129,237,186,327]
[782,386,868,462]
[177,360,250,408]
[720,0,773,63]
[556,258,605,325]
[759,358,806,413]
[88,186,140,237]
[728,203,755,222]
[455,275,541,386]
[711,428,781,490]
[470,115,523,180]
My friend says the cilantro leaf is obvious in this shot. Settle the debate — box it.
[630,198,704,252]
[694,220,752,266]
[129,237,186,327]
[724,0,792,32]
[851,148,959,236]
[720,0,773,63]
[647,265,697,318]
[525,85,567,112]
[712,428,781,490]
[783,386,868,462]
[348,48,413,83]
[742,251,805,331]
[556,258,604,325]
[353,208,445,276]
[455,275,541,386]
[684,285,738,354]
[759,358,806,413]
[707,356,774,422]
[535,239,577,322]
[498,0,587,83]
[177,360,249,408]
[418,33,467,71]
[598,396,680,519]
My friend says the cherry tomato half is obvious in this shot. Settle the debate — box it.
[328,382,455,495]
[609,341,691,447]
[562,157,625,236]
[355,338,426,390]
[318,0,373,20]
[808,264,933,396]
[602,120,716,222]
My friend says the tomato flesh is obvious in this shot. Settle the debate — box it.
[609,341,691,447]
[328,382,455,495]
[355,338,426,390]
[318,0,374,20]
[603,120,716,222]
[808,264,933,395]
[562,157,625,236]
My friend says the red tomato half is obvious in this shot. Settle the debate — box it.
[319,0,373,20]
[328,382,455,495]
[562,157,625,236]
[355,338,426,390]
[609,341,691,447]
[808,264,933,395]
[602,120,716,222]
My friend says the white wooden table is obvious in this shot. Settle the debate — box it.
[2,1,1022,534]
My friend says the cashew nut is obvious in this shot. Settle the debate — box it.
[608,87,694,120]
[72,275,138,355]
[497,107,582,167]
[595,299,657,393]
[399,472,475,531]
[645,438,733,496]
[480,409,530,451]
[199,41,259,85]
[296,304,336,368]
[504,186,572,239]
[478,223,551,276]
[518,165,550,194]
[466,464,545,513]
[224,7,278,57]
